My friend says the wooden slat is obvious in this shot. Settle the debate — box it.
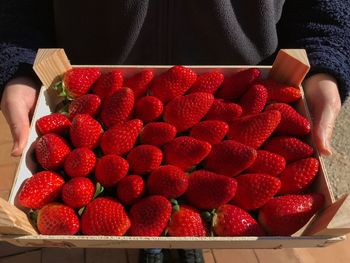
[269,49,310,87]
[0,242,39,258]
[253,249,301,263]
[41,248,84,263]
[203,249,216,263]
[125,249,139,263]
[212,249,259,263]
[0,250,41,263]
[33,49,72,89]
[85,249,128,263]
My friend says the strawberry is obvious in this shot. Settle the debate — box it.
[246,150,286,176]
[127,145,163,174]
[150,66,197,103]
[204,140,257,177]
[278,157,319,195]
[263,136,314,163]
[124,69,154,99]
[80,197,130,236]
[265,103,311,136]
[239,84,268,116]
[204,99,242,123]
[35,133,70,170]
[163,136,211,170]
[190,120,229,145]
[64,148,96,178]
[232,173,281,210]
[116,175,145,205]
[213,204,265,236]
[92,70,123,99]
[100,119,143,155]
[216,68,261,100]
[257,79,301,103]
[167,205,208,237]
[18,171,65,209]
[68,94,101,120]
[258,193,324,236]
[36,113,71,135]
[37,203,80,235]
[139,122,177,147]
[227,110,281,149]
[129,195,172,236]
[62,177,95,209]
[70,114,103,149]
[134,96,163,123]
[164,92,214,132]
[186,170,237,210]
[188,72,224,94]
[60,68,101,98]
[95,154,129,188]
[147,165,189,198]
[100,87,135,128]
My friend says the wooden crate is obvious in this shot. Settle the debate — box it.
[0,49,349,248]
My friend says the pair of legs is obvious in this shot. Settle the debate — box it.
[141,249,204,263]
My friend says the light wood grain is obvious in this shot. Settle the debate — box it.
[212,249,259,263]
[33,49,72,89]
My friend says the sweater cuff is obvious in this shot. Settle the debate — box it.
[306,49,350,103]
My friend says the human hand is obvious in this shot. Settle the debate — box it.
[303,73,341,156]
[1,77,39,156]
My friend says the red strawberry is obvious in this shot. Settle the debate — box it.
[64,148,96,178]
[258,79,301,103]
[263,136,314,163]
[139,122,177,147]
[129,195,172,236]
[116,175,145,205]
[186,170,237,210]
[188,72,224,94]
[213,204,265,236]
[18,171,65,209]
[124,69,154,99]
[258,193,324,236]
[190,120,229,144]
[95,154,129,188]
[68,94,101,120]
[232,173,281,210]
[127,145,163,174]
[150,66,197,103]
[80,197,130,236]
[100,119,143,155]
[217,68,261,100]
[204,99,242,123]
[167,205,209,237]
[164,92,214,132]
[134,96,163,123]
[62,177,95,209]
[163,136,212,170]
[70,114,103,149]
[246,150,286,176]
[204,140,257,177]
[35,133,70,170]
[265,103,311,136]
[239,84,268,116]
[36,113,71,135]
[61,68,101,98]
[37,203,80,235]
[147,165,189,199]
[278,157,319,195]
[92,70,123,99]
[227,110,281,148]
[100,87,135,128]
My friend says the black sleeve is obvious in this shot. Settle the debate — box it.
[277,0,350,102]
[0,0,55,94]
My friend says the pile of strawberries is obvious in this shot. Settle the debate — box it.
[18,66,324,237]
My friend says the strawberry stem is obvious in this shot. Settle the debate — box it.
[93,183,104,199]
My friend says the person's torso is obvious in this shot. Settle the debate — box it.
[53,0,285,65]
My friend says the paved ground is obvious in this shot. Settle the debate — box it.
[324,99,350,198]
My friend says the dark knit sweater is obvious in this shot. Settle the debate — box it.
[1,0,349,101]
